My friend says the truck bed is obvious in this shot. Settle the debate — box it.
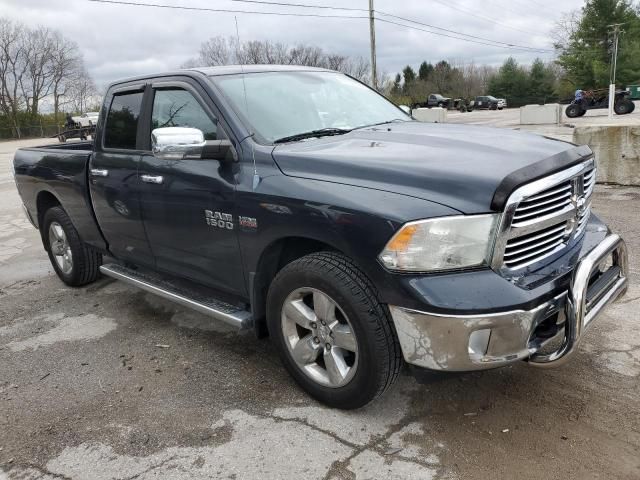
[29,140,94,152]
[13,141,106,250]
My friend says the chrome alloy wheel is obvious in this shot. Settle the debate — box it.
[281,288,359,388]
[49,221,73,275]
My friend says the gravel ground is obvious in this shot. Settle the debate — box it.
[0,137,639,480]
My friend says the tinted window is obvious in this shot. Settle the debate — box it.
[104,91,143,149]
[152,89,217,140]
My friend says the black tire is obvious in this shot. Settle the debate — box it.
[614,100,634,115]
[629,101,636,113]
[578,109,587,117]
[266,252,402,409]
[42,206,102,287]
[565,104,583,118]
[437,102,444,108]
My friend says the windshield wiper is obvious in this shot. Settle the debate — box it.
[273,128,352,144]
[353,119,409,130]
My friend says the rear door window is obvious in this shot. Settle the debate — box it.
[104,91,144,149]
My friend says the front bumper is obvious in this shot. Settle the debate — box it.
[389,234,628,371]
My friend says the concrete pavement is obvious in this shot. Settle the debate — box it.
[0,137,639,480]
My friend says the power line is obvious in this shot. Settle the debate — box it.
[376,10,554,53]
[86,0,368,18]
[86,0,556,55]
[428,0,542,36]
[376,18,553,54]
[225,0,366,11]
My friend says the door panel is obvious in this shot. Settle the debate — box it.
[139,85,245,295]
[89,89,155,266]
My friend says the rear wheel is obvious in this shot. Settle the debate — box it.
[267,252,402,409]
[42,206,102,287]
[614,100,634,115]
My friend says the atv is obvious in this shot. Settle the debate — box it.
[566,88,635,118]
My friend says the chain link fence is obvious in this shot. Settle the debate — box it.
[0,124,64,141]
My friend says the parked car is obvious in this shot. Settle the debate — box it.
[413,93,451,109]
[71,111,100,127]
[471,95,499,110]
[13,65,628,409]
[497,98,507,110]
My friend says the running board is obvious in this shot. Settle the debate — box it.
[99,264,252,329]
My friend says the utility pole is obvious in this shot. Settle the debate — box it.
[369,0,377,90]
[608,23,624,119]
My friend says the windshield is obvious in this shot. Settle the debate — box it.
[210,71,411,144]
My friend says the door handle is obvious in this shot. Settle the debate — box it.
[140,174,164,185]
[90,168,109,177]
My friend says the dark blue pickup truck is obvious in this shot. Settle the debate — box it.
[13,65,629,409]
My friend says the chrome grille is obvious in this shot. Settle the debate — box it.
[503,221,566,268]
[492,159,596,271]
[511,181,572,225]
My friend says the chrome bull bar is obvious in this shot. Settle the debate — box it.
[528,234,628,367]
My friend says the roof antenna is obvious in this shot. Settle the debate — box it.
[235,16,260,191]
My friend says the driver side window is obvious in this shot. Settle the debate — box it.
[151,88,218,140]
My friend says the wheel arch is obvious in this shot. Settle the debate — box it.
[250,235,345,338]
[36,190,63,230]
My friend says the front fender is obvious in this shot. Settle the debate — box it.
[236,169,461,303]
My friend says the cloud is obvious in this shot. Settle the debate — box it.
[2,0,584,87]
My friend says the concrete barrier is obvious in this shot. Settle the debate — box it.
[573,125,640,185]
[413,107,447,123]
[520,104,562,125]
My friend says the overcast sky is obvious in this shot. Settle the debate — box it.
[2,0,586,89]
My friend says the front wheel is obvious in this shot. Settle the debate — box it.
[565,104,583,118]
[43,206,102,287]
[267,252,402,409]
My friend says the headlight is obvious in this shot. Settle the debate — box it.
[378,214,498,272]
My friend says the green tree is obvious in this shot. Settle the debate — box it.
[402,65,416,85]
[487,57,530,106]
[391,73,402,95]
[418,61,433,81]
[431,60,457,93]
[556,0,640,88]
[529,58,556,102]
[402,65,416,94]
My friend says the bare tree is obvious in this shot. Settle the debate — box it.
[0,19,28,137]
[551,10,581,52]
[68,66,97,114]
[199,36,232,66]
[183,36,373,85]
[48,32,81,128]
[1,17,95,137]
[22,26,58,117]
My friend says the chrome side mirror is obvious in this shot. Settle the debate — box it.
[151,127,206,160]
[399,105,412,115]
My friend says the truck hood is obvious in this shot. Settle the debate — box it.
[271,122,591,214]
